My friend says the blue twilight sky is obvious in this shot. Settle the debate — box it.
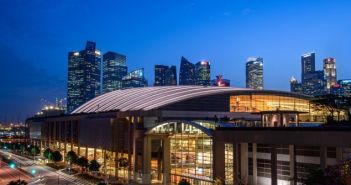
[1,0,351,122]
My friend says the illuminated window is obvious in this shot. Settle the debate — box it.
[225,143,234,184]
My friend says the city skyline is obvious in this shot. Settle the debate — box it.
[1,0,351,121]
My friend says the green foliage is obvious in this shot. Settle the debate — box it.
[7,180,28,185]
[43,148,53,160]
[76,156,89,169]
[30,146,40,156]
[178,179,191,185]
[66,150,78,164]
[88,159,101,172]
[52,151,63,163]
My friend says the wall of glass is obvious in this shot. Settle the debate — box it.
[225,143,234,185]
[148,121,213,185]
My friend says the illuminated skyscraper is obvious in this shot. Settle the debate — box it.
[302,70,326,96]
[103,51,127,93]
[154,65,177,86]
[301,52,315,83]
[67,41,101,113]
[179,56,195,85]
[195,60,211,86]
[246,57,263,90]
[122,68,148,89]
[290,76,303,94]
[211,75,230,87]
[323,57,337,93]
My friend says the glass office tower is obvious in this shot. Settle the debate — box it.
[67,41,101,113]
[122,68,148,89]
[301,52,315,83]
[246,57,263,90]
[195,61,211,86]
[323,57,337,93]
[103,51,127,93]
[179,56,195,85]
[154,65,177,86]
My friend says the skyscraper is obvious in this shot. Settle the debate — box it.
[323,57,337,93]
[122,68,148,89]
[102,51,127,93]
[246,57,264,90]
[290,76,303,94]
[195,61,211,86]
[179,56,195,85]
[67,41,101,113]
[302,70,326,96]
[301,52,315,83]
[154,65,177,86]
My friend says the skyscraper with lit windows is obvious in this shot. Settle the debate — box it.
[103,51,127,93]
[67,41,101,113]
[179,56,195,85]
[122,68,148,89]
[195,61,211,86]
[323,57,337,93]
[301,52,315,83]
[246,57,263,90]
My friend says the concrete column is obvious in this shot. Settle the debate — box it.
[289,145,296,185]
[163,137,170,185]
[252,143,257,185]
[320,146,327,169]
[142,136,151,184]
[94,148,97,160]
[85,147,88,158]
[213,140,225,183]
[271,145,277,185]
[240,143,249,184]
[336,147,343,162]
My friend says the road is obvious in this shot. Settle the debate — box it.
[0,160,31,185]
[0,150,93,185]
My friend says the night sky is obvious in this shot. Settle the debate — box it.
[1,0,351,123]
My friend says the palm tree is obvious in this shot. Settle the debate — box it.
[89,160,101,172]
[117,157,128,179]
[52,151,63,164]
[43,148,53,160]
[76,156,89,173]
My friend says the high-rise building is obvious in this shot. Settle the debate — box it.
[323,57,337,93]
[331,80,351,97]
[301,52,315,83]
[246,57,263,90]
[290,76,303,94]
[179,57,195,85]
[211,75,230,87]
[122,68,148,89]
[195,61,211,86]
[303,70,326,96]
[154,65,177,86]
[67,41,101,113]
[103,51,127,93]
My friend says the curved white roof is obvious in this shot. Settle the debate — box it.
[72,86,309,114]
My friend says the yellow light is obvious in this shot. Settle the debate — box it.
[95,50,101,55]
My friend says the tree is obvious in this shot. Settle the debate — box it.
[52,151,63,163]
[66,150,78,170]
[76,156,89,172]
[178,179,191,185]
[117,157,129,178]
[89,159,101,172]
[30,146,40,156]
[43,148,53,160]
[7,180,28,185]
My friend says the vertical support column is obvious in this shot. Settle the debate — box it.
[289,145,296,185]
[85,147,88,158]
[213,140,225,183]
[142,136,151,184]
[94,148,97,160]
[320,146,327,169]
[163,137,170,185]
[336,147,343,162]
[240,143,249,184]
[252,143,257,185]
[271,145,277,185]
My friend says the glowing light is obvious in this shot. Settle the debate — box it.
[73,52,79,56]
[95,50,101,55]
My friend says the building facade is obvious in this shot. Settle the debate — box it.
[301,52,315,84]
[154,65,177,86]
[290,76,303,94]
[67,41,101,113]
[331,79,351,97]
[28,86,349,185]
[195,61,211,86]
[302,70,326,96]
[323,57,337,93]
[246,57,264,90]
[103,51,127,93]
[179,56,195,85]
[122,68,148,89]
[211,75,230,87]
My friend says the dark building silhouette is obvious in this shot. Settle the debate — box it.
[302,70,326,96]
[290,76,303,94]
[67,41,101,113]
[179,56,195,85]
[301,52,315,84]
[154,65,177,86]
[103,51,127,93]
[195,61,211,86]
